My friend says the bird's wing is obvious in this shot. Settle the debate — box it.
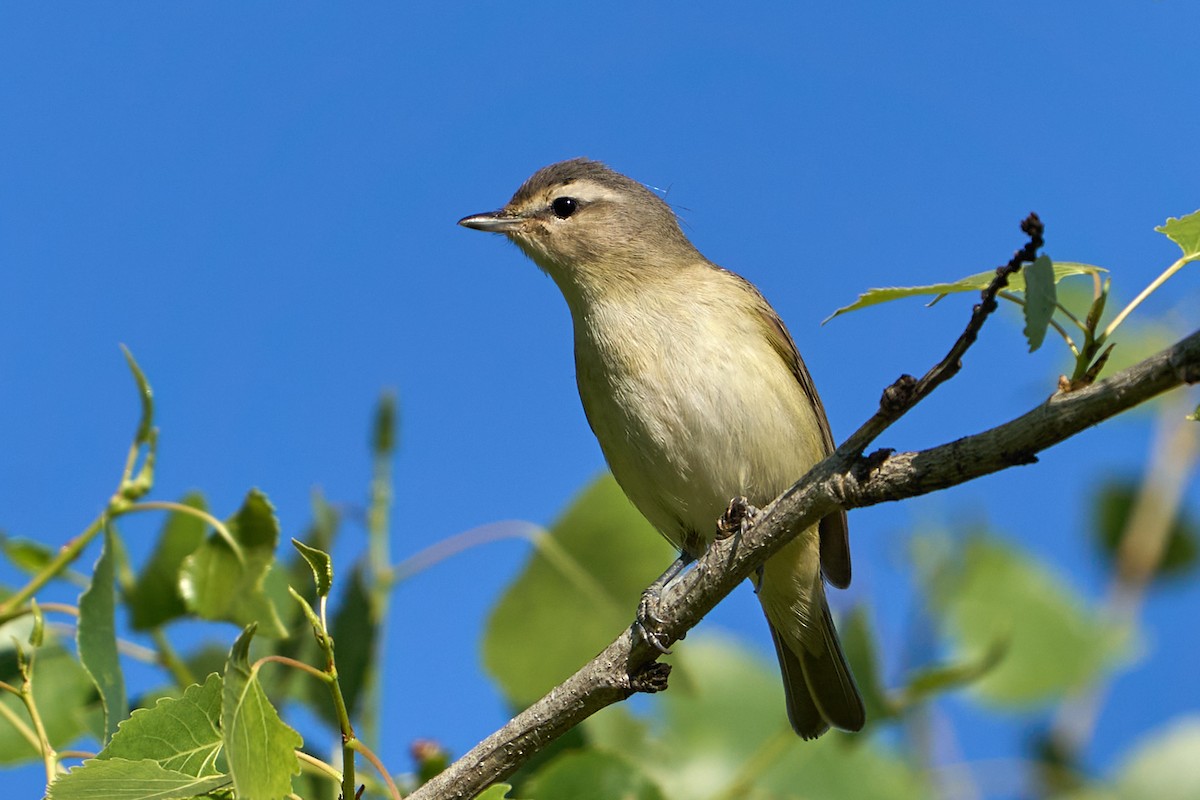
[742,276,852,589]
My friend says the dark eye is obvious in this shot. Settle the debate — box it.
[551,197,578,219]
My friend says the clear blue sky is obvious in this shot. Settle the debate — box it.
[2,3,1198,797]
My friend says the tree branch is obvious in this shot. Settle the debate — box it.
[409,211,1199,798]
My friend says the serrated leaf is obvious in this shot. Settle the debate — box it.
[482,474,674,705]
[99,674,223,775]
[127,493,209,630]
[180,489,287,638]
[78,526,127,744]
[0,645,99,764]
[48,757,231,800]
[1155,209,1200,261]
[926,535,1129,704]
[1022,255,1056,352]
[291,539,332,598]
[525,750,665,800]
[824,261,1105,322]
[223,625,302,800]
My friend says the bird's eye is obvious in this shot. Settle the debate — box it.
[551,197,578,219]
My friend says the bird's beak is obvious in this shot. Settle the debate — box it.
[458,210,523,233]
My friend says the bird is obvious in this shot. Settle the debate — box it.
[458,157,864,738]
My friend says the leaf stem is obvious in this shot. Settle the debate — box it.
[348,739,402,800]
[1103,254,1191,339]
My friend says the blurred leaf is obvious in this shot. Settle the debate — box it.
[180,489,287,638]
[373,390,399,456]
[1111,717,1200,800]
[222,625,302,800]
[291,538,333,598]
[0,645,98,764]
[317,563,374,726]
[1092,477,1198,578]
[903,635,1007,702]
[588,634,929,800]
[1023,255,1056,352]
[839,606,894,722]
[0,535,54,576]
[1188,403,1199,422]
[483,474,674,705]
[477,785,520,799]
[525,750,665,800]
[97,674,223,773]
[48,758,231,800]
[927,535,1129,705]
[127,493,208,630]
[77,526,127,744]
[1155,209,1200,260]
[824,262,1105,322]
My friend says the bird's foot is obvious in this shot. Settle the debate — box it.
[634,551,695,654]
[717,496,761,539]
[636,585,672,654]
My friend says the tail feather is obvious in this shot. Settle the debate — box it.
[759,537,864,736]
[796,584,865,733]
[768,624,829,739]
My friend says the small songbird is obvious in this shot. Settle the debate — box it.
[459,158,864,738]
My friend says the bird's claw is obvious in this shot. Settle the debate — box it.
[717,496,761,539]
[636,586,672,654]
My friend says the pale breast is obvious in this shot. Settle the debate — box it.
[572,272,827,550]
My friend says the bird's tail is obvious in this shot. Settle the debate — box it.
[758,536,864,738]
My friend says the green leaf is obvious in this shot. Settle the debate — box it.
[1092,477,1198,578]
[1022,255,1056,352]
[482,474,675,705]
[1187,403,1198,422]
[476,785,520,799]
[127,493,209,630]
[0,644,99,764]
[839,606,894,721]
[99,674,223,774]
[588,634,929,800]
[78,526,127,744]
[120,345,155,446]
[824,261,1106,322]
[1155,209,1200,261]
[0,535,55,576]
[1112,717,1200,800]
[180,489,288,638]
[373,390,399,456]
[47,757,231,800]
[318,563,375,725]
[525,750,665,800]
[291,538,333,598]
[222,625,302,800]
[926,535,1129,704]
[903,635,1007,701]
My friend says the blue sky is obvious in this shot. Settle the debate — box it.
[2,3,1198,797]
